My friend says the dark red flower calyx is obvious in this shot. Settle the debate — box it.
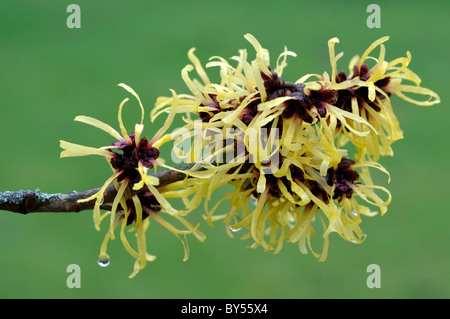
[326,158,360,201]
[110,133,160,185]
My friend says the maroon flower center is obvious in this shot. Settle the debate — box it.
[124,192,161,225]
[110,134,160,185]
[326,158,360,201]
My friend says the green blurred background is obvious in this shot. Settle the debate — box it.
[1,0,449,299]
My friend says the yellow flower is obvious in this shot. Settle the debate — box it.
[204,156,391,261]
[312,36,441,160]
[99,33,436,266]
[150,34,402,260]
[60,83,205,277]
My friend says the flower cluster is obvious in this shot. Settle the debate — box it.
[60,84,206,278]
[153,34,439,260]
[61,34,439,276]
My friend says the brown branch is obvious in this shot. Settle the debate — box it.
[0,164,196,215]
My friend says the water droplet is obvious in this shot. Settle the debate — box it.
[226,225,242,233]
[97,257,110,267]
[251,198,258,206]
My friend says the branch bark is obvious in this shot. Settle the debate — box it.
[0,164,196,215]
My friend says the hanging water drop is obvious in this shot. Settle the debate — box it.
[97,257,110,267]
[226,225,242,233]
